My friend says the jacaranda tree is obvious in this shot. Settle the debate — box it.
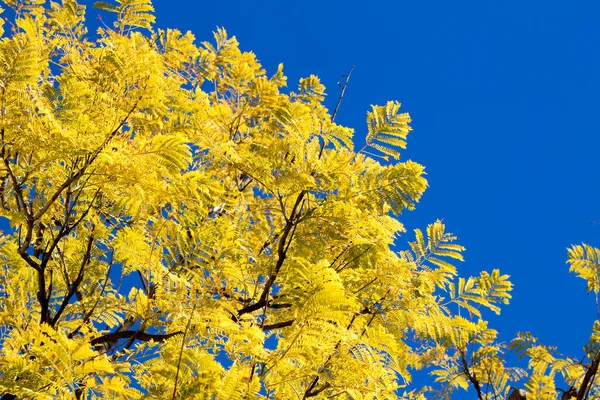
[0,0,526,398]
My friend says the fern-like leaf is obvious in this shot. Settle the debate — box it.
[365,101,411,160]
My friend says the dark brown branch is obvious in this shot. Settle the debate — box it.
[51,233,94,327]
[68,253,114,339]
[0,174,10,210]
[560,387,577,399]
[238,191,307,317]
[303,377,321,399]
[577,350,600,400]
[238,174,253,191]
[45,268,53,313]
[137,270,150,297]
[18,251,40,271]
[64,173,98,222]
[258,232,279,256]
[507,387,527,400]
[40,187,101,273]
[33,170,84,222]
[283,215,299,255]
[260,192,305,294]
[261,320,294,331]
[268,302,292,309]
[66,188,100,231]
[305,382,332,398]
[30,222,49,323]
[358,307,379,338]
[33,222,45,258]
[4,146,39,271]
[36,268,49,324]
[331,65,354,123]
[460,349,484,400]
[16,220,40,271]
[0,129,9,210]
[328,245,350,269]
[353,277,377,295]
[40,224,73,268]
[90,330,183,346]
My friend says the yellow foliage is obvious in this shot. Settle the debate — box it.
[0,1,515,398]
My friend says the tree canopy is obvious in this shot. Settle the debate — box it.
[0,1,598,399]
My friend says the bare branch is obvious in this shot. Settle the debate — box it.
[317,64,354,160]
[332,65,354,123]
[90,330,183,346]
[261,320,294,331]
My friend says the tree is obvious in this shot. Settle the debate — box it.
[0,0,517,398]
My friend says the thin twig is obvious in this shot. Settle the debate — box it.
[172,297,199,400]
[317,65,354,160]
[336,245,372,273]
[332,65,354,123]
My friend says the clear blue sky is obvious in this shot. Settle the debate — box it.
[106,0,600,395]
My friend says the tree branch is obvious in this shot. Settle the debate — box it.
[460,349,484,400]
[51,233,94,327]
[331,65,354,123]
[268,302,292,309]
[317,65,354,160]
[304,382,331,398]
[36,267,50,324]
[68,252,114,339]
[16,220,40,271]
[577,350,600,400]
[237,190,307,317]
[261,320,294,331]
[90,330,183,346]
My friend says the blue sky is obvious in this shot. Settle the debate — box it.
[148,0,600,395]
